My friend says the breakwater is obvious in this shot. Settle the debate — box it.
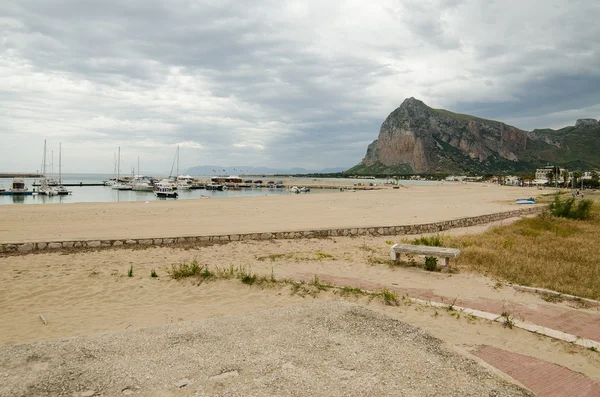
[0,206,543,255]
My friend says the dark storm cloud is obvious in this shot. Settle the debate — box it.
[1,0,599,172]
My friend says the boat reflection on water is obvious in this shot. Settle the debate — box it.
[12,195,25,204]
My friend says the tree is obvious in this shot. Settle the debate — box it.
[546,171,554,185]
[573,171,583,188]
[561,170,569,186]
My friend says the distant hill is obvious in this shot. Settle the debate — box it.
[347,97,600,175]
[185,165,347,176]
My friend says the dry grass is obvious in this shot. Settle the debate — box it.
[447,203,600,300]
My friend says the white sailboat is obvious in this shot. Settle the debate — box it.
[56,143,71,195]
[38,140,57,196]
[174,145,190,190]
[132,157,153,191]
[112,148,132,190]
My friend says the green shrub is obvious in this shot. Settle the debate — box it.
[424,257,438,271]
[128,265,133,277]
[413,235,443,247]
[550,196,593,220]
[150,269,158,278]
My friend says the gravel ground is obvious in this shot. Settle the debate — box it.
[0,302,531,397]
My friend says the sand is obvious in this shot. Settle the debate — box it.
[0,302,531,397]
[0,183,541,243]
[3,184,596,395]
[1,222,598,387]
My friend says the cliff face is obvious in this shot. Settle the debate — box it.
[359,98,527,173]
[350,98,600,175]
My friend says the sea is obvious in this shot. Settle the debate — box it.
[0,173,440,205]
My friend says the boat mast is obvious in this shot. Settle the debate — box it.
[51,150,54,179]
[59,143,62,185]
[43,140,47,178]
[117,147,120,182]
[138,156,140,180]
[177,145,179,178]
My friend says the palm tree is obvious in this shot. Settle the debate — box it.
[561,170,569,186]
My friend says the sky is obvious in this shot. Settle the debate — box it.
[1,0,599,174]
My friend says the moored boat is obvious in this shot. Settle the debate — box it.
[154,184,178,198]
[9,178,33,195]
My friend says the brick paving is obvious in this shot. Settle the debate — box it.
[473,345,600,397]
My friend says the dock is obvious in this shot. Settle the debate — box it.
[32,183,105,187]
[0,173,43,178]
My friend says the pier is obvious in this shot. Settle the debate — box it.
[0,173,43,178]
[31,183,105,187]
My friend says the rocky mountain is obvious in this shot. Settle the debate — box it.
[347,98,600,175]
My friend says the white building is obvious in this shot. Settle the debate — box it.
[535,166,569,185]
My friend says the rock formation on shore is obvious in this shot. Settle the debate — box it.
[348,98,600,175]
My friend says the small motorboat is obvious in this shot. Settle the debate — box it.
[516,198,536,204]
[56,185,72,195]
[154,185,178,198]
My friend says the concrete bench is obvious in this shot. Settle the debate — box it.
[390,243,461,267]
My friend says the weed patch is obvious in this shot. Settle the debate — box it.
[380,288,399,306]
[168,260,202,279]
[412,235,444,247]
[316,252,334,260]
[424,257,438,271]
[447,206,600,300]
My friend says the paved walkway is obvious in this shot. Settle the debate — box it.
[473,346,600,397]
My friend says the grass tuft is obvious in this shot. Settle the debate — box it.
[150,269,158,278]
[380,287,399,306]
[127,265,133,277]
[412,235,444,247]
[168,260,202,279]
[316,252,334,260]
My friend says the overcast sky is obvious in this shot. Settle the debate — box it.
[1,0,599,173]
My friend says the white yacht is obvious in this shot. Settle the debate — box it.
[132,180,154,191]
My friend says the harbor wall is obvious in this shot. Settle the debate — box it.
[0,206,544,255]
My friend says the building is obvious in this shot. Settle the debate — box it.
[534,166,569,185]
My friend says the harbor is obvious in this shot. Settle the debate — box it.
[0,173,404,205]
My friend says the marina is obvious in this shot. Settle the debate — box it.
[0,173,442,205]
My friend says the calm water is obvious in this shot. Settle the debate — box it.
[0,173,440,205]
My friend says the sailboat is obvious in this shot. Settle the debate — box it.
[174,145,190,190]
[38,140,57,196]
[132,156,153,191]
[56,143,72,195]
[112,148,132,190]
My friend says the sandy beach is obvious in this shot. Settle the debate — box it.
[1,220,598,391]
[3,184,598,396]
[0,183,540,243]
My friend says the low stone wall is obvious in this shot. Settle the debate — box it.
[0,206,543,256]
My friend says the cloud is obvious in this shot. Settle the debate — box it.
[0,0,599,173]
